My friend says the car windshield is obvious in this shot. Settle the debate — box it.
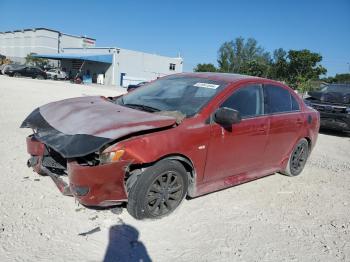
[48,69,56,72]
[321,85,350,94]
[117,75,227,117]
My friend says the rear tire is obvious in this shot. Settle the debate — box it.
[283,138,309,176]
[127,160,188,220]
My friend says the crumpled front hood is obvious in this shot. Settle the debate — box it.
[21,96,177,158]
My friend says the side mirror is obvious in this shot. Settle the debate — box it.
[213,107,241,126]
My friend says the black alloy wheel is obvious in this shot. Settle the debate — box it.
[146,171,185,217]
[283,138,309,176]
[290,142,308,175]
[127,159,188,220]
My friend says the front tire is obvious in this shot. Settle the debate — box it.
[14,72,21,77]
[283,138,309,176]
[127,160,188,220]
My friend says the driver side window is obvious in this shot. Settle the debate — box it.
[220,84,264,119]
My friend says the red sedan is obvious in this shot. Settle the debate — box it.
[22,73,320,220]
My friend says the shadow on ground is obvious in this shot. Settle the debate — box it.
[103,224,151,262]
[319,128,350,138]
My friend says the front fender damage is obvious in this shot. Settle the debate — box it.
[20,96,177,158]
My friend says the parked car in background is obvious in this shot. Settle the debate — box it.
[1,63,23,75]
[304,84,350,132]
[127,81,148,92]
[21,73,320,220]
[46,68,67,80]
[6,66,47,79]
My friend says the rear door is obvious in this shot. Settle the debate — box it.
[263,84,303,168]
[204,83,269,182]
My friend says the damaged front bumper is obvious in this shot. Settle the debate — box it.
[26,135,129,207]
[67,160,129,206]
[26,135,46,175]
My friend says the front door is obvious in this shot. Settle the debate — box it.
[204,84,269,182]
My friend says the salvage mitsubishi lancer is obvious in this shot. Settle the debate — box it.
[21,73,320,220]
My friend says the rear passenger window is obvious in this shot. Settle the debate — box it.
[221,84,263,118]
[291,94,300,111]
[264,85,299,114]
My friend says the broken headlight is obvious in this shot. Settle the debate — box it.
[99,149,125,164]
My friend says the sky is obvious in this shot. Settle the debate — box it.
[0,0,349,76]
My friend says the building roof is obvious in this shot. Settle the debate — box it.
[0,27,96,41]
[33,53,112,63]
[63,47,183,60]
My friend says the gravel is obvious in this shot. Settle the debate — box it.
[0,75,349,262]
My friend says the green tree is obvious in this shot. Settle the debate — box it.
[270,48,289,81]
[327,73,350,83]
[322,76,336,83]
[217,41,235,72]
[0,54,5,65]
[242,60,269,77]
[197,38,328,88]
[217,37,271,76]
[194,63,217,72]
[25,53,49,68]
[287,49,327,88]
[335,73,350,83]
[296,76,313,97]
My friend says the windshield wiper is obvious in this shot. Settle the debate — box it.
[123,103,160,112]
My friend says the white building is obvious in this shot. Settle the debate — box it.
[0,28,183,87]
[0,28,95,62]
[38,47,183,86]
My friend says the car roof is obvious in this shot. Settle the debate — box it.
[178,72,280,85]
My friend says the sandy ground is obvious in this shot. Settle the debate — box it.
[0,75,349,262]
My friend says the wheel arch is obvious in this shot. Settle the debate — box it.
[304,136,312,150]
[127,153,197,198]
[161,154,196,196]
[149,153,197,198]
[281,136,311,172]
